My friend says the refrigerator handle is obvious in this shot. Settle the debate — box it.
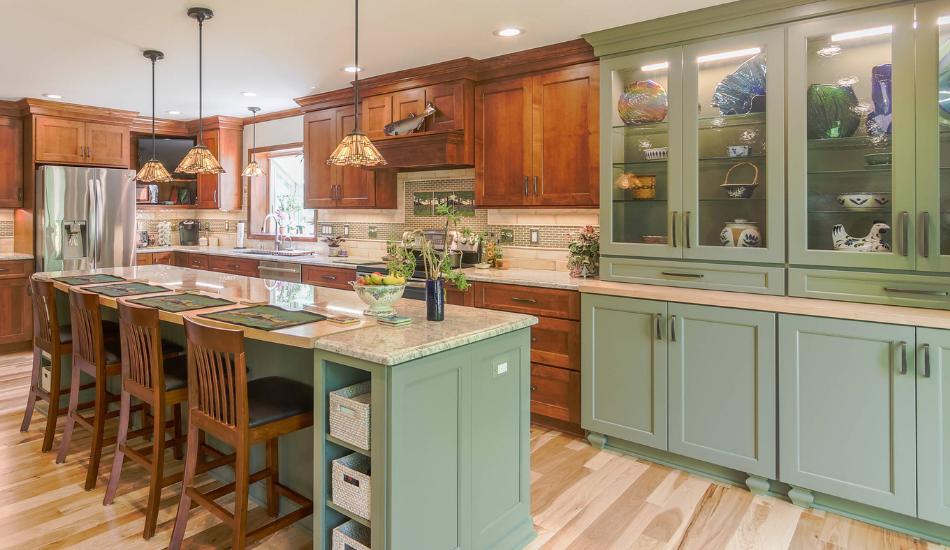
[95,179,103,264]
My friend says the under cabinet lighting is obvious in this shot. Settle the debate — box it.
[939,16,950,25]
[830,25,892,42]
[697,47,761,63]
[641,62,669,72]
[196,282,225,289]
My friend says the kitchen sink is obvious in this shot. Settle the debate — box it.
[229,248,314,257]
[230,249,275,255]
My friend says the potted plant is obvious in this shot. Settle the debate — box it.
[567,225,600,278]
[435,202,464,268]
[398,230,469,321]
[493,243,509,270]
[324,235,345,256]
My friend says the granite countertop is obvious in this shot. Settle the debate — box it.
[38,265,536,365]
[460,267,584,290]
[0,252,34,261]
[137,245,372,269]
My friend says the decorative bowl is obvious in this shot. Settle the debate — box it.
[835,192,891,210]
[645,147,668,160]
[641,236,669,245]
[349,282,406,317]
[727,145,751,157]
[474,263,491,269]
[711,53,767,115]
[864,153,892,166]
[807,84,861,139]
[721,183,758,199]
[618,80,668,125]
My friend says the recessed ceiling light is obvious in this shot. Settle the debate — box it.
[493,28,524,37]
[43,94,63,99]
[241,92,257,97]
[166,110,181,115]
[343,66,362,73]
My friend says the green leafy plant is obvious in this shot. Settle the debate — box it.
[386,233,416,280]
[413,229,469,291]
[323,235,345,247]
[567,225,600,278]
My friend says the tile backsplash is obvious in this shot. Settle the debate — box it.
[0,209,14,252]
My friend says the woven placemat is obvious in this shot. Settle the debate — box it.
[198,305,326,331]
[128,293,235,313]
[83,282,170,298]
[51,274,126,285]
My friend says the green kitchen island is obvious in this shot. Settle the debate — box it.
[42,265,537,550]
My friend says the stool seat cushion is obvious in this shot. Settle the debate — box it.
[59,320,120,345]
[162,355,189,392]
[104,339,184,365]
[247,377,314,429]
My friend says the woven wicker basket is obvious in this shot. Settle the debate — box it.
[332,453,372,520]
[332,520,371,550]
[329,381,372,451]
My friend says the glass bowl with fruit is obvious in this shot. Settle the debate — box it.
[349,271,407,317]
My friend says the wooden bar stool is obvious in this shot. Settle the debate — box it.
[169,318,314,550]
[103,300,237,539]
[19,277,118,452]
[56,287,184,490]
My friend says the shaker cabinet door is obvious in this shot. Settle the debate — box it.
[84,122,130,167]
[303,109,337,209]
[916,327,950,527]
[582,294,668,450]
[778,315,917,516]
[335,107,377,208]
[195,132,219,208]
[475,77,533,207]
[668,304,776,478]
[35,116,85,164]
[0,116,23,207]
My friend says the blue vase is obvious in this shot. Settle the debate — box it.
[426,279,445,321]
[866,63,892,136]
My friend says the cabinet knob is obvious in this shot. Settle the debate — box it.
[531,386,537,391]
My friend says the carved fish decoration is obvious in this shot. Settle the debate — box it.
[384,103,437,136]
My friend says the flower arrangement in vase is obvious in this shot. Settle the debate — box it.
[567,226,600,278]
[324,235,345,256]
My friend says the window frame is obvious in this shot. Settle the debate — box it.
[246,142,319,241]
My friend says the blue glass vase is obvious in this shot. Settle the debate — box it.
[426,279,445,321]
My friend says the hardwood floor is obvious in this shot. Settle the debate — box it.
[1,350,945,549]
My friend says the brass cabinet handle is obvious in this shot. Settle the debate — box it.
[661,272,703,278]
[897,341,907,375]
[685,211,691,249]
[923,344,931,378]
[901,211,908,257]
[921,212,930,258]
[511,297,537,303]
[524,176,528,196]
[671,211,677,248]
[883,287,948,296]
[655,313,662,340]
[322,275,337,280]
[534,176,538,196]
[670,315,677,342]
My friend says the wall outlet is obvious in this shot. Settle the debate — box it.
[225,222,229,231]
[368,226,377,239]
[529,228,540,245]
[501,229,514,243]
[320,224,333,236]
[344,224,350,237]
[497,362,508,375]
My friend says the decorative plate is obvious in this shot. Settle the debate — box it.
[618,80,668,125]
[711,54,767,115]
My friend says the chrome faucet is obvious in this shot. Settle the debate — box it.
[261,213,282,249]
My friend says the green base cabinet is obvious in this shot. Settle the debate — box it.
[668,304,776,479]
[917,328,950,526]
[581,294,668,450]
[778,315,917,516]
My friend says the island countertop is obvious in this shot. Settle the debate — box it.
[38,265,537,365]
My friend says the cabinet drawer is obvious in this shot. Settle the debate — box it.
[209,255,259,277]
[445,282,474,307]
[474,282,580,320]
[602,257,785,296]
[302,265,354,289]
[152,252,174,265]
[188,254,209,270]
[175,252,189,267]
[531,317,580,370]
[531,363,580,424]
[0,260,33,279]
[789,268,950,310]
[136,253,153,265]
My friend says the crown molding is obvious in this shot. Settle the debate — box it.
[130,116,191,137]
[16,98,138,124]
[240,107,302,126]
[0,100,18,117]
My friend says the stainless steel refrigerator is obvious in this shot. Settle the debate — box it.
[35,166,137,272]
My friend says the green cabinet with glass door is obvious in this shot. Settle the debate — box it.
[582,295,776,480]
[600,29,785,267]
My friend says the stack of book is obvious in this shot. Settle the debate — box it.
[377,315,411,327]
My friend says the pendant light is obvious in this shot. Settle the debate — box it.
[241,107,265,177]
[176,7,225,174]
[326,0,386,167]
[136,50,173,183]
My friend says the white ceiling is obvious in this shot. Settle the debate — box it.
[0,0,732,119]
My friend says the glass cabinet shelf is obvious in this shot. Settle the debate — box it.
[612,112,767,134]
[807,169,892,175]
[807,136,891,150]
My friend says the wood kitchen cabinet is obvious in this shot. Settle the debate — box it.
[0,261,33,347]
[194,127,242,211]
[302,265,354,290]
[475,63,599,208]
[362,82,467,138]
[136,253,153,265]
[209,255,258,277]
[303,106,397,210]
[34,116,130,168]
[778,315,916,516]
[0,116,23,207]
[151,251,174,265]
[445,281,473,307]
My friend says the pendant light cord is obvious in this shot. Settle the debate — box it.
[252,110,257,162]
[353,0,359,133]
[198,16,204,146]
[151,56,157,159]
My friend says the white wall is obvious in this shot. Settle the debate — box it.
[242,114,304,160]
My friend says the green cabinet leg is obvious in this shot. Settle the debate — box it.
[789,486,815,508]
[588,431,607,449]
[746,475,770,496]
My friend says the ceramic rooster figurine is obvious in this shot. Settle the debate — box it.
[832,221,891,252]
